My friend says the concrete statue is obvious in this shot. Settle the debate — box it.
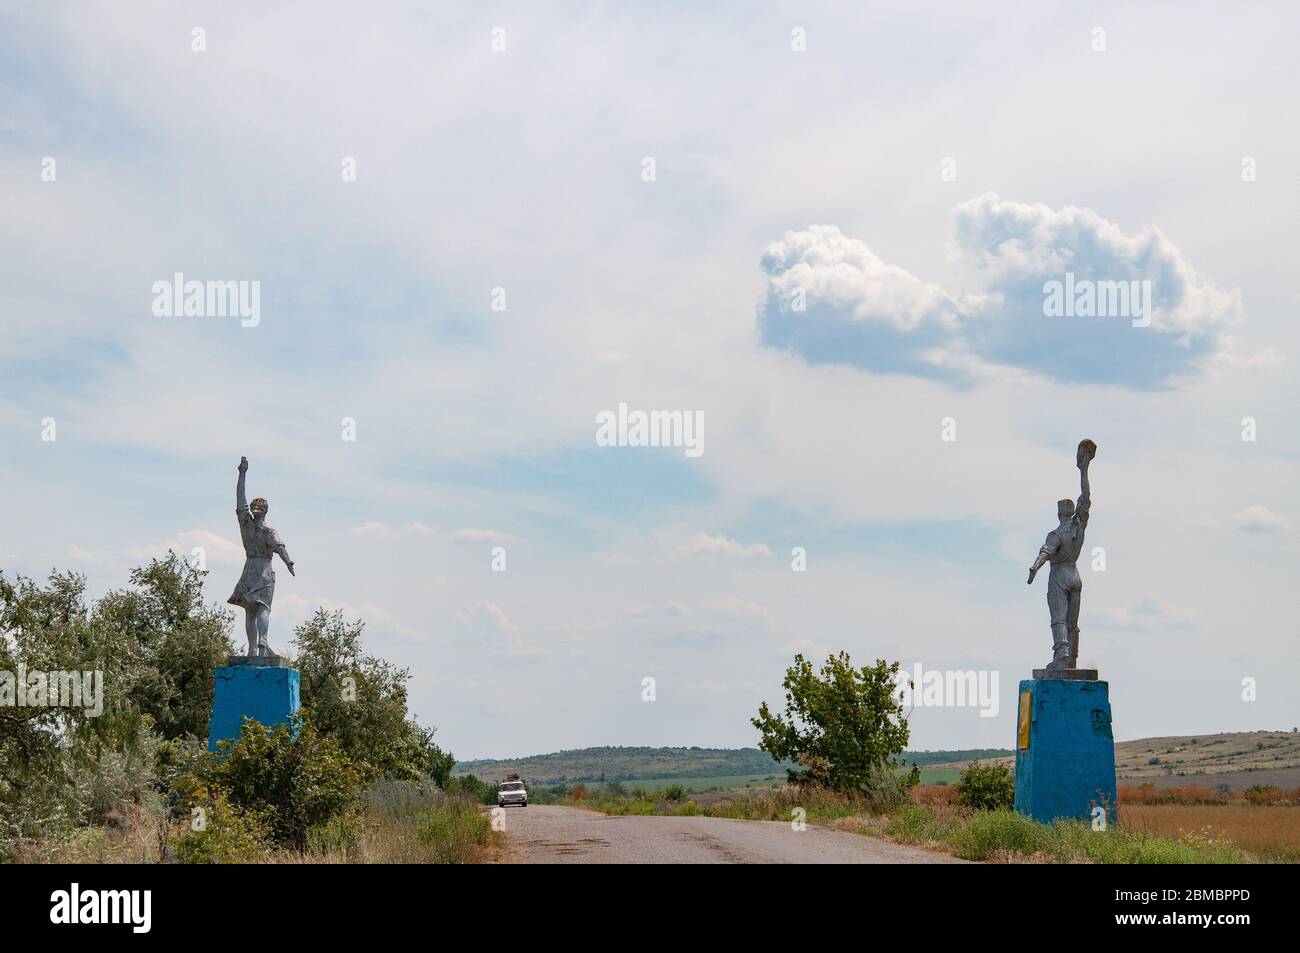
[1013,438,1116,825]
[228,456,295,657]
[1027,438,1096,674]
[209,456,301,749]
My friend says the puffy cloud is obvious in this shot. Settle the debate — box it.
[758,225,958,379]
[758,194,1249,388]
[678,533,773,559]
[1200,504,1291,534]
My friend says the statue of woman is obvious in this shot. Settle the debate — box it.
[228,456,295,656]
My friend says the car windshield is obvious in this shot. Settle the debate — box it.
[501,783,524,791]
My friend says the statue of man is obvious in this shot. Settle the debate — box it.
[228,456,295,656]
[1027,439,1096,672]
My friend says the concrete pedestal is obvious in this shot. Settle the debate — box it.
[208,656,301,751]
[1013,677,1117,825]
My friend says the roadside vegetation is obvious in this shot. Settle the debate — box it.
[558,651,1287,864]
[0,556,493,863]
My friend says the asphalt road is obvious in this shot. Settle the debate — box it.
[496,804,968,864]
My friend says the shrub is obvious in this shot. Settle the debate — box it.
[954,761,1015,811]
[306,813,365,855]
[363,776,441,819]
[415,796,492,863]
[663,784,687,802]
[172,791,271,864]
[1244,785,1287,806]
[178,717,365,851]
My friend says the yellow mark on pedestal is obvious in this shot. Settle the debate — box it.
[1018,690,1032,750]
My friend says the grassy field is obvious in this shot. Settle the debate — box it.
[917,766,964,785]
[1119,804,1300,862]
[586,773,784,793]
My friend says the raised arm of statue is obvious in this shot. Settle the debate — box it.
[1075,464,1091,525]
[236,456,250,517]
[1075,437,1096,526]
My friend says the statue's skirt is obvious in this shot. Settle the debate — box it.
[228,556,275,611]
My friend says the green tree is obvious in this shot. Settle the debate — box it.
[93,553,234,740]
[752,652,917,793]
[0,569,155,845]
[293,609,452,781]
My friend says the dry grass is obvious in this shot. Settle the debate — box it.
[1118,803,1300,862]
[10,791,502,864]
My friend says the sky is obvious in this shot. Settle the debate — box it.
[1,1,1297,760]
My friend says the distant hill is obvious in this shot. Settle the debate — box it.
[454,745,1014,785]
[454,747,788,785]
[926,731,1300,790]
[455,733,1300,788]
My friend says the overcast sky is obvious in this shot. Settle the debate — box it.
[2,2,1297,759]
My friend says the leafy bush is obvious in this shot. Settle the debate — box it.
[445,773,497,804]
[176,717,365,851]
[415,796,492,863]
[663,784,687,802]
[752,651,917,794]
[171,791,271,864]
[954,761,1015,811]
[306,813,364,855]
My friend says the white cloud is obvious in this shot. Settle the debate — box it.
[124,529,245,567]
[348,521,436,538]
[707,597,773,623]
[1215,505,1291,534]
[453,600,546,659]
[456,600,518,633]
[449,528,512,544]
[1098,598,1203,632]
[678,533,773,559]
[759,194,1252,387]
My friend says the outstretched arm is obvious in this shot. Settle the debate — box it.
[1028,534,1057,584]
[275,539,295,576]
[236,456,249,514]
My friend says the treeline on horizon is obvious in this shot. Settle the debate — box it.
[455,745,1015,784]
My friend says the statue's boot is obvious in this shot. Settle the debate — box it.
[1045,625,1073,672]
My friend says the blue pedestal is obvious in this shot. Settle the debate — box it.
[208,662,301,751]
[1014,678,1117,825]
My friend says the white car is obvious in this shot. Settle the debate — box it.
[497,780,528,807]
